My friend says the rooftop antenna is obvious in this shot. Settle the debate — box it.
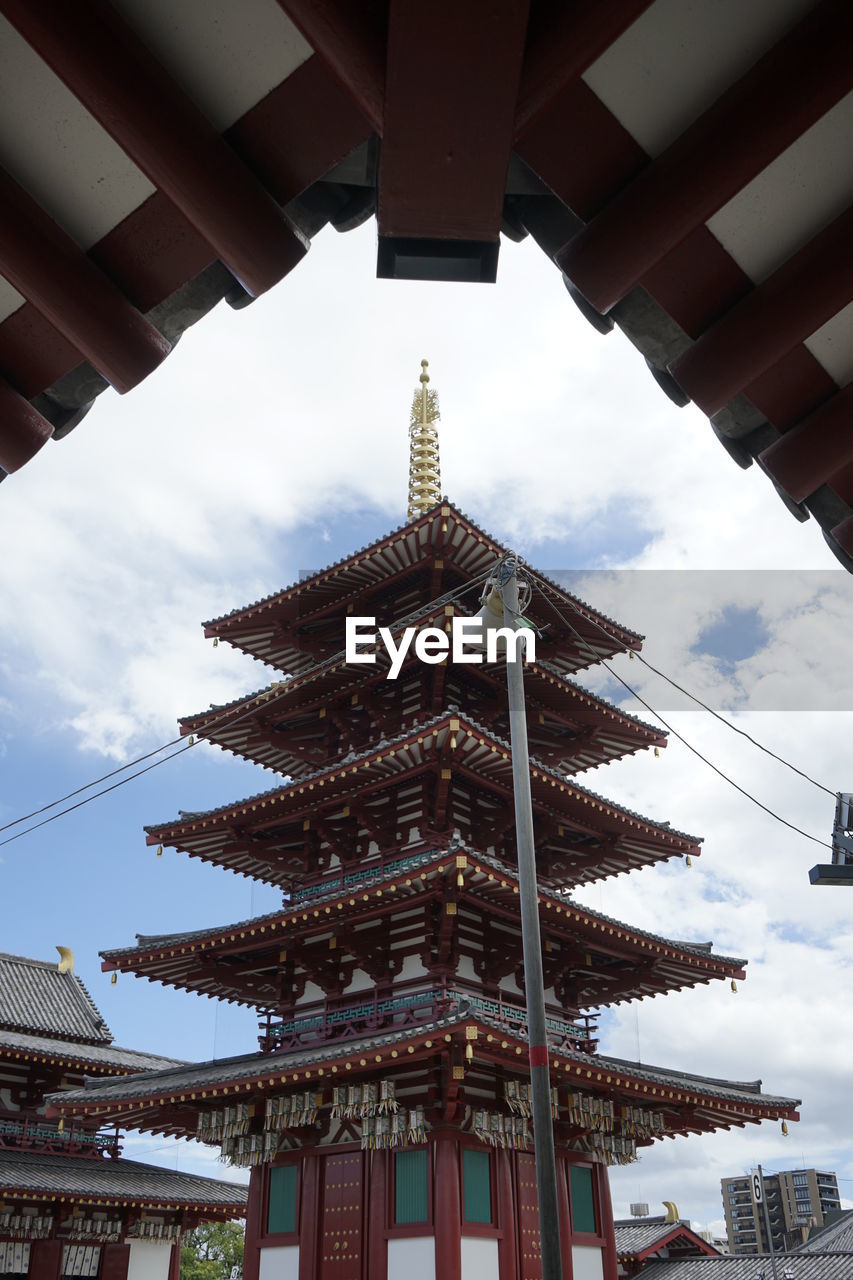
[407,358,441,519]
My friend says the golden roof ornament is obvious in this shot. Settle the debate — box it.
[56,945,74,975]
[407,358,441,519]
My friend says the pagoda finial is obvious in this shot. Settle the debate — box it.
[407,358,441,519]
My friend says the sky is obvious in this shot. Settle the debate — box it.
[1,217,852,1236]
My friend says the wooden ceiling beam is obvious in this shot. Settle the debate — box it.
[378,0,529,243]
[556,0,853,313]
[0,166,170,394]
[515,0,654,138]
[1,0,307,299]
[759,381,853,503]
[276,0,386,134]
[669,202,853,416]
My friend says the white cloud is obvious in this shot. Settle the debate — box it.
[2,220,850,1233]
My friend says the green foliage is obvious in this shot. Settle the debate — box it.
[180,1220,244,1280]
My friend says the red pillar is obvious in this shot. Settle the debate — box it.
[298,1152,321,1280]
[243,1165,266,1280]
[556,1155,573,1279]
[433,1135,461,1280]
[167,1240,181,1280]
[29,1240,62,1278]
[596,1164,618,1280]
[496,1148,518,1280]
[368,1149,389,1280]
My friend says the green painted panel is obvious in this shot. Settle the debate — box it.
[463,1148,492,1224]
[268,1163,298,1234]
[570,1164,596,1234]
[395,1148,429,1224]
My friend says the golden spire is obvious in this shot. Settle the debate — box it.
[407,358,441,519]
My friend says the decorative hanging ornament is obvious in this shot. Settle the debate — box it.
[730,979,738,993]
[781,1120,789,1136]
[156,844,163,857]
[212,638,219,647]
[110,973,117,985]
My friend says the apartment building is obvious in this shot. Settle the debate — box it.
[722,1168,842,1254]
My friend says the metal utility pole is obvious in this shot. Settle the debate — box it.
[499,556,564,1280]
[756,1166,779,1280]
[810,792,853,886]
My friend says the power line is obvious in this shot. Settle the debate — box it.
[544,583,834,797]
[0,569,494,848]
[631,651,835,798]
[0,743,194,850]
[536,589,833,852]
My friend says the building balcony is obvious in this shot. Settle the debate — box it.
[259,975,599,1055]
[0,1116,120,1158]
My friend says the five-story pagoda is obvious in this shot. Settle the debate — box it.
[51,366,799,1280]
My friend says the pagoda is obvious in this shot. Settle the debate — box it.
[50,367,798,1280]
[0,950,246,1280]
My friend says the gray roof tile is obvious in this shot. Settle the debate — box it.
[0,953,111,1045]
[0,1027,183,1074]
[614,1218,719,1255]
[0,1150,246,1207]
[102,846,744,974]
[639,1257,853,1279]
[793,1210,853,1254]
[49,1005,798,1114]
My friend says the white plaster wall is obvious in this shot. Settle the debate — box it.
[461,1236,499,1279]
[388,1236,434,1280]
[572,1244,605,1280]
[258,1244,300,1280]
[397,954,427,981]
[343,967,375,994]
[127,1240,172,1280]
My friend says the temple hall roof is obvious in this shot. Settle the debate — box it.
[0,952,111,1046]
[793,1209,853,1254]
[0,1149,247,1212]
[0,1026,183,1077]
[614,1217,719,1262]
[639,1258,853,1280]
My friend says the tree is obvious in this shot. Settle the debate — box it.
[180,1220,244,1279]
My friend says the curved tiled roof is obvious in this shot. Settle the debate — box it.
[49,1005,799,1115]
[0,1150,246,1209]
[0,953,111,1045]
[0,1026,183,1076]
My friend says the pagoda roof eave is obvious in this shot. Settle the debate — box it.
[99,848,745,1010]
[200,501,643,672]
[144,710,699,862]
[45,1007,800,1142]
[177,648,668,780]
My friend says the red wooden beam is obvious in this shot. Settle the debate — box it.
[515,0,654,139]
[0,167,169,394]
[378,0,530,242]
[668,204,853,417]
[276,0,386,134]
[1,0,308,299]
[557,0,853,312]
[759,384,853,503]
[0,377,54,473]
